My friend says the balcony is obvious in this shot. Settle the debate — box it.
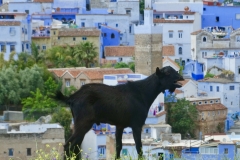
[32,27,50,37]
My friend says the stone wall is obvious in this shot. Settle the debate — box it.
[0,128,65,160]
[3,111,23,122]
[135,34,162,76]
[106,135,116,160]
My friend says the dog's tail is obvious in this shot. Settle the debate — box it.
[55,90,69,104]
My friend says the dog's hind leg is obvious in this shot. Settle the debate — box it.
[115,126,124,160]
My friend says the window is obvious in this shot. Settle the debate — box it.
[116,24,118,27]
[203,37,207,42]
[178,32,182,38]
[26,43,29,49]
[216,100,219,103]
[230,86,235,90]
[203,7,206,11]
[216,86,219,92]
[80,79,86,86]
[205,52,207,57]
[10,45,15,52]
[98,146,106,156]
[1,45,6,52]
[122,149,128,155]
[13,10,18,12]
[82,37,87,40]
[198,101,202,105]
[81,22,85,27]
[170,154,174,159]
[156,15,160,19]
[239,67,240,74]
[236,36,240,42]
[37,45,40,50]
[27,148,31,156]
[22,44,24,52]
[25,10,29,14]
[169,32,173,38]
[146,129,149,133]
[65,79,70,87]
[42,45,46,50]
[9,148,14,156]
[126,10,131,15]
[129,25,132,33]
[224,148,228,154]
[98,23,101,29]
[53,31,56,35]
[210,100,213,104]
[202,52,204,58]
[9,27,16,35]
[178,47,182,55]
[186,16,188,19]
[231,102,233,105]
[104,33,107,37]
[210,86,213,91]
[73,37,76,41]
[58,37,60,40]
[216,16,219,22]
[205,101,208,104]
[111,33,115,39]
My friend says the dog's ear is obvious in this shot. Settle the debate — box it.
[156,67,164,77]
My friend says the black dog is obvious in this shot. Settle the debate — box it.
[56,66,184,159]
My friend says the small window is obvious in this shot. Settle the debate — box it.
[224,148,228,154]
[73,37,76,41]
[126,10,131,15]
[210,86,213,91]
[58,37,60,40]
[111,33,115,39]
[53,31,56,35]
[10,45,15,52]
[104,33,107,37]
[169,32,173,38]
[203,7,206,11]
[216,16,219,22]
[98,146,106,156]
[203,37,207,42]
[156,15,160,19]
[1,45,6,52]
[238,67,240,74]
[178,47,182,55]
[205,101,208,104]
[65,79,70,87]
[178,32,182,38]
[82,37,87,40]
[236,36,240,42]
[81,22,85,27]
[122,148,128,156]
[116,24,118,27]
[230,86,235,90]
[27,148,31,156]
[202,52,204,58]
[210,100,213,104]
[198,101,202,105]
[26,43,29,49]
[25,10,29,14]
[231,102,233,105]
[80,79,86,86]
[129,25,132,33]
[146,129,149,133]
[192,102,196,105]
[9,148,14,156]
[216,86,219,92]
[13,10,18,12]
[42,45,46,50]
[37,45,40,50]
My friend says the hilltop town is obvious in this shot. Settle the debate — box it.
[1,0,240,159]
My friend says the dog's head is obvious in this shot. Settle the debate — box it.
[156,66,184,93]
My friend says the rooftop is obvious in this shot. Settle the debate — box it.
[198,78,236,83]
[153,19,194,23]
[162,45,175,56]
[58,28,100,37]
[196,103,227,111]
[163,57,180,69]
[105,46,135,57]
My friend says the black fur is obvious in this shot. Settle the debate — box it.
[55,66,184,159]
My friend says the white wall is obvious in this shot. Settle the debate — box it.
[81,130,98,159]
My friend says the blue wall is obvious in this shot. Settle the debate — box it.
[219,144,236,160]
[0,0,2,6]
[100,26,120,58]
[183,60,204,81]
[202,5,240,29]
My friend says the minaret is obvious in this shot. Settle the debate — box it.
[134,6,163,76]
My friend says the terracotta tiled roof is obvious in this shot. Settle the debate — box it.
[101,58,117,64]
[174,89,183,94]
[156,111,166,117]
[191,30,204,35]
[105,46,135,57]
[196,103,227,111]
[0,21,21,26]
[183,11,195,15]
[58,28,100,37]
[163,57,180,69]
[162,45,175,56]
[50,69,66,77]
[34,0,53,2]
[153,19,194,23]
[83,68,133,80]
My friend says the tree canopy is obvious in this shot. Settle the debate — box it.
[166,98,198,138]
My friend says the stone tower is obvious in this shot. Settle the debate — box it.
[134,7,163,76]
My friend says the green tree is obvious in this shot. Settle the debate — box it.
[139,0,145,14]
[204,72,215,78]
[31,42,44,63]
[73,41,98,68]
[64,85,77,96]
[0,66,21,110]
[22,88,57,120]
[114,62,129,69]
[166,98,198,138]
[51,108,72,140]
[44,77,59,96]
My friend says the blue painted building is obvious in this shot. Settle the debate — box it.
[182,142,236,160]
[202,4,240,30]
[100,25,120,59]
[183,60,204,81]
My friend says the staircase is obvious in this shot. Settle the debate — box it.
[227,121,240,134]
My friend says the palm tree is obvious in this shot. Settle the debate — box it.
[73,41,98,68]
[31,42,44,63]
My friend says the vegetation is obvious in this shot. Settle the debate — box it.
[139,0,145,14]
[165,97,198,138]
[204,72,215,78]
[114,61,135,72]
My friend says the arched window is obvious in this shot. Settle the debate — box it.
[178,47,182,55]
[203,37,206,42]
[111,33,115,39]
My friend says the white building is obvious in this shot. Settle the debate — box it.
[174,79,198,99]
[198,78,240,114]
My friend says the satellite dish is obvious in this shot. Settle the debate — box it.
[162,140,169,148]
